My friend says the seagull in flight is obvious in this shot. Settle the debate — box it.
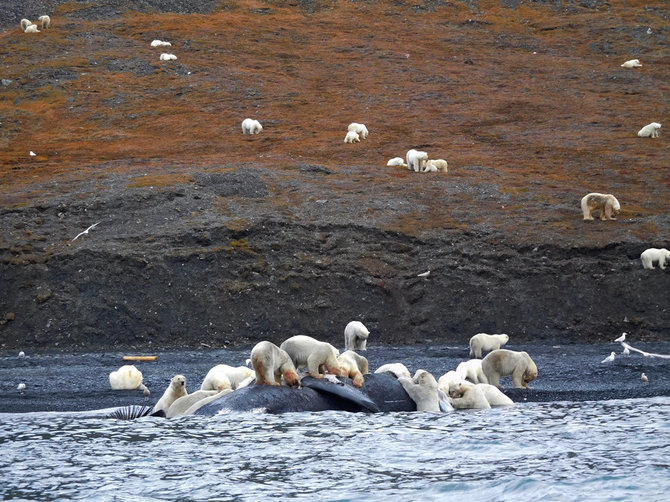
[601,352,616,363]
[72,222,101,241]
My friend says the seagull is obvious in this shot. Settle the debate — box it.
[29,151,36,157]
[18,351,25,358]
[622,346,630,356]
[615,333,627,343]
[72,222,101,241]
[17,383,26,394]
[647,27,652,35]
[641,373,649,383]
[601,352,616,363]
[621,342,670,359]
[417,271,430,278]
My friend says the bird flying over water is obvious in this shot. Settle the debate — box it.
[601,352,616,363]
[615,333,627,343]
[72,222,101,241]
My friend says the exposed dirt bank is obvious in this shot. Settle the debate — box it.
[1,1,668,351]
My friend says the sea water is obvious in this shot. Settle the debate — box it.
[1,397,668,501]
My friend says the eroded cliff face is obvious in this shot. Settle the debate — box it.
[1,1,668,350]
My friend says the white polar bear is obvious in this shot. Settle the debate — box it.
[581,193,620,220]
[469,333,510,359]
[398,369,441,412]
[24,24,40,33]
[38,15,51,29]
[406,149,428,172]
[344,130,360,143]
[424,159,448,173]
[637,122,661,138]
[448,381,491,409]
[250,341,300,387]
[456,359,488,384]
[482,349,538,389]
[337,350,369,388]
[200,364,255,391]
[640,248,670,270]
[374,362,411,379]
[387,157,407,167]
[621,59,642,68]
[159,53,177,61]
[20,19,33,31]
[153,375,188,414]
[109,365,145,391]
[280,335,341,378]
[241,118,263,135]
[437,370,464,395]
[344,320,370,351]
[166,389,223,418]
[347,122,368,139]
[151,39,172,47]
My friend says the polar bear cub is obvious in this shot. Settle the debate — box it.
[241,118,263,135]
[344,131,360,143]
[250,341,300,387]
[424,159,448,173]
[153,375,188,414]
[621,59,642,68]
[280,335,341,379]
[200,364,255,391]
[469,333,509,359]
[337,350,369,388]
[387,157,407,167]
[344,320,370,351]
[456,359,488,384]
[398,369,441,412]
[109,365,145,390]
[347,123,368,139]
[637,122,661,138]
[406,149,428,172]
[581,193,620,220]
[640,248,670,270]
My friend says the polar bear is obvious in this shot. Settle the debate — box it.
[482,349,538,389]
[406,149,428,172]
[336,350,368,388]
[347,122,368,139]
[153,374,188,414]
[151,39,172,47]
[159,53,177,61]
[166,389,223,418]
[449,381,514,407]
[20,19,33,31]
[640,248,670,270]
[637,122,661,138]
[456,359,488,384]
[374,362,411,379]
[621,59,642,68]
[344,130,360,143]
[447,380,491,409]
[109,365,146,391]
[280,335,341,379]
[241,118,263,135]
[425,159,448,173]
[200,364,255,391]
[24,24,40,33]
[387,157,407,167]
[437,370,464,394]
[344,320,370,351]
[38,15,51,29]
[398,369,441,412]
[581,193,620,221]
[250,341,300,387]
[469,333,509,359]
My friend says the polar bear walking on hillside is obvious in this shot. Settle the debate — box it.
[581,193,620,221]
[640,248,670,270]
[241,118,263,135]
[637,122,661,138]
[406,149,428,172]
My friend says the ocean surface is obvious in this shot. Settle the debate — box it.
[1,396,669,501]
